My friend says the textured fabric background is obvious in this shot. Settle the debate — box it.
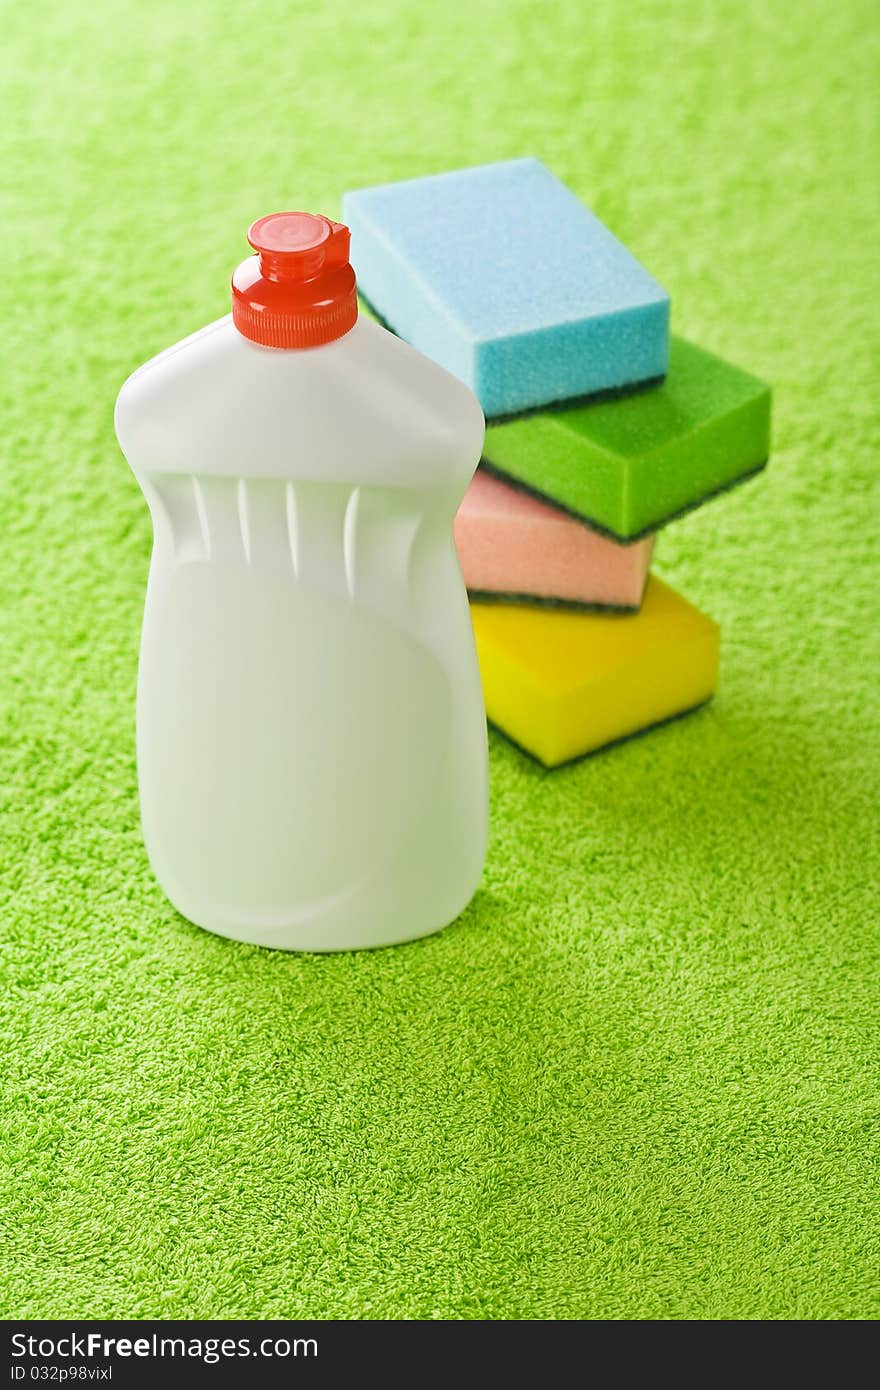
[1,0,877,1320]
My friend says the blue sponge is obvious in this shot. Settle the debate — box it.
[343,158,670,419]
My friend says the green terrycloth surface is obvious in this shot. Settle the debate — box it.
[1,0,878,1322]
[484,338,772,539]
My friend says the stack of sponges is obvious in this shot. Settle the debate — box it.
[344,159,771,767]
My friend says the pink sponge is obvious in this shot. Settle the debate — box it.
[455,468,653,610]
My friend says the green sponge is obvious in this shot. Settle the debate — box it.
[482,337,772,540]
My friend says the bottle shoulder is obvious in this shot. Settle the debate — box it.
[116,315,485,485]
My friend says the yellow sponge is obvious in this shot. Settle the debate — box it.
[470,577,720,767]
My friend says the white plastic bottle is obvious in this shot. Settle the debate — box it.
[115,212,487,951]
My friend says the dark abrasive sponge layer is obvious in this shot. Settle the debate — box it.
[482,337,772,540]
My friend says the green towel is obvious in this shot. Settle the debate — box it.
[0,0,877,1322]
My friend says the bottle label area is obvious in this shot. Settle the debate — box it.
[139,549,452,917]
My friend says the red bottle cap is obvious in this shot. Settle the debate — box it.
[231,212,358,349]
